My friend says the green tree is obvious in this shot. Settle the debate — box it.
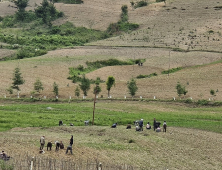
[127,78,138,98]
[12,67,25,92]
[35,0,63,25]
[14,0,29,21]
[106,76,115,98]
[210,89,215,96]
[120,5,128,23]
[176,82,187,97]
[75,86,80,98]
[34,78,44,93]
[53,82,59,96]
[79,75,90,96]
[93,77,102,95]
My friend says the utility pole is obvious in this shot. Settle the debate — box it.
[92,86,97,125]
[168,50,171,77]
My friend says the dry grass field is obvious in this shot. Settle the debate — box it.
[0,0,222,169]
[1,125,222,169]
[1,0,222,100]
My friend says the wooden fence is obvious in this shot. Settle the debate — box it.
[1,152,139,170]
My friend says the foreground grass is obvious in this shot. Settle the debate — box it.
[0,100,221,133]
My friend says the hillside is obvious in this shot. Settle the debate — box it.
[0,0,222,101]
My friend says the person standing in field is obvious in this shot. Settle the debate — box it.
[153,118,157,131]
[70,135,73,146]
[40,136,45,150]
[163,121,167,132]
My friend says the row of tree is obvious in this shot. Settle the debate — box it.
[7,67,139,98]
[10,67,203,99]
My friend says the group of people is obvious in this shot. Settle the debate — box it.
[153,118,167,132]
[39,135,74,154]
[129,118,167,132]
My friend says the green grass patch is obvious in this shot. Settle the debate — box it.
[136,72,157,79]
[161,67,183,74]
[68,58,137,82]
[0,101,221,133]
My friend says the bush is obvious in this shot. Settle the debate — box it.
[161,67,182,74]
[185,98,193,104]
[54,0,83,4]
[197,99,209,106]
[134,1,148,8]
[128,139,135,143]
[156,0,165,2]
[136,73,157,79]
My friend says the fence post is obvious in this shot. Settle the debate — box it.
[30,157,34,170]
[98,162,102,170]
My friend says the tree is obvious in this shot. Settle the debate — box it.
[176,82,187,97]
[79,75,90,96]
[34,78,44,93]
[93,77,102,95]
[14,0,29,21]
[106,76,115,98]
[75,86,80,98]
[35,0,63,25]
[12,67,25,92]
[120,5,128,23]
[127,78,138,98]
[210,89,215,96]
[53,82,59,96]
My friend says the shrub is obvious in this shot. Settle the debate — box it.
[161,67,182,74]
[185,98,192,104]
[54,0,83,4]
[136,73,157,79]
[134,1,148,8]
[197,99,209,106]
[128,139,135,143]
[176,82,188,97]
[77,65,84,71]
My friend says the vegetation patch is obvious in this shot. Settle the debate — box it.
[136,72,157,79]
[54,0,83,4]
[68,59,135,83]
[107,5,139,35]
[0,101,221,134]
[214,6,222,10]
[161,67,183,74]
[133,1,148,9]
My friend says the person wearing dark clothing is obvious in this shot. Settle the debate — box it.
[60,141,64,149]
[55,141,60,151]
[153,118,157,131]
[163,121,167,132]
[70,135,73,146]
[139,119,143,131]
[111,123,117,128]
[66,145,73,154]
[59,120,63,126]
[47,142,52,151]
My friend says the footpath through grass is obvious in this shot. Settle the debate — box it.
[0,100,221,133]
